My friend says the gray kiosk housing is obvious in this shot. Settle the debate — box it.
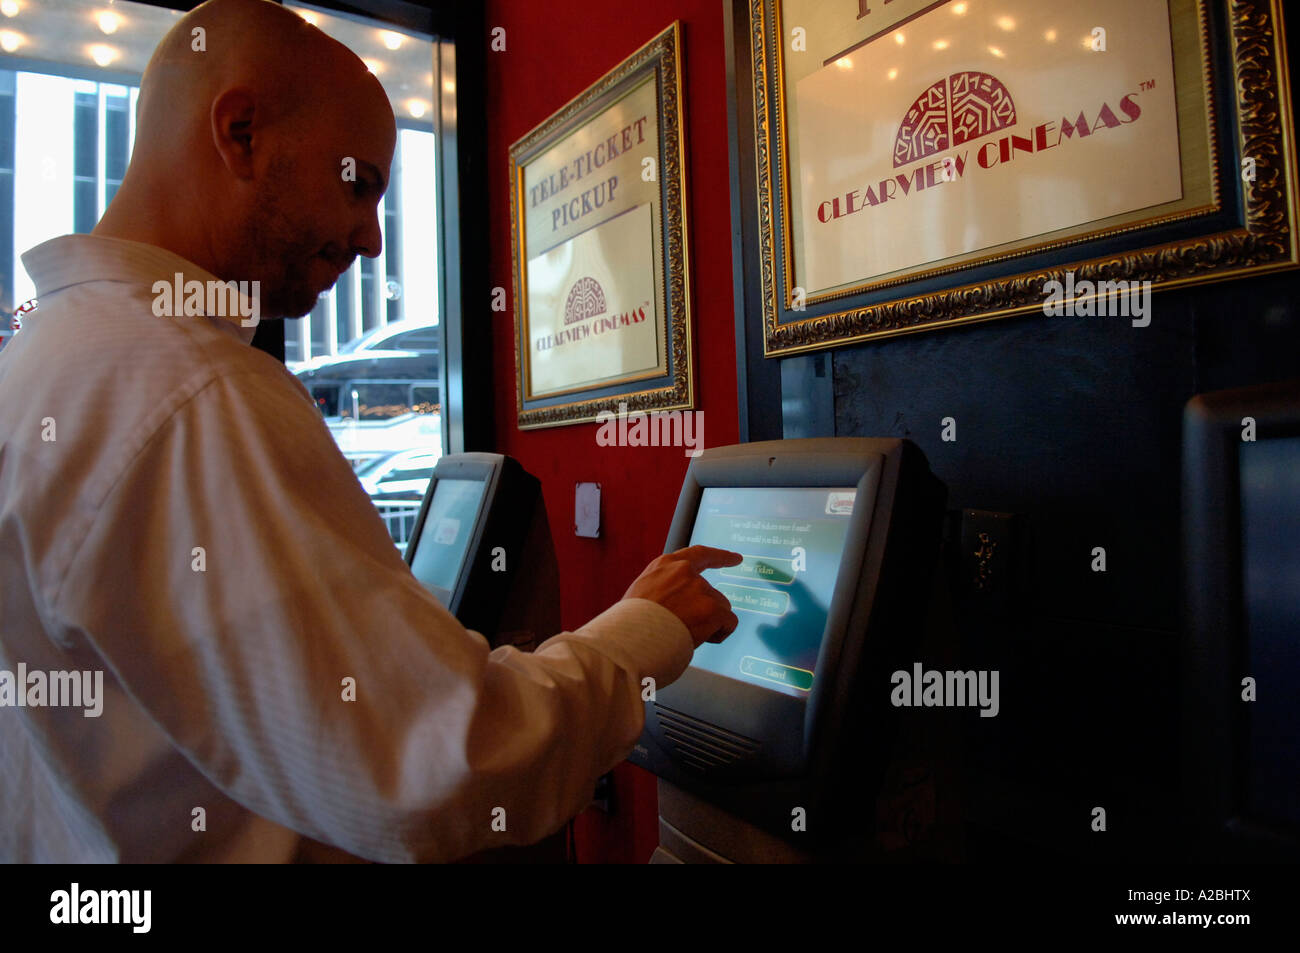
[406,452,560,652]
[629,438,946,862]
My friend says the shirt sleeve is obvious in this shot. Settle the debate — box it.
[49,364,693,863]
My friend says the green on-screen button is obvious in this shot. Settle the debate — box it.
[719,556,795,584]
[739,656,814,691]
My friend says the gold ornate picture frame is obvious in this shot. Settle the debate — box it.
[509,22,693,429]
[741,0,1298,356]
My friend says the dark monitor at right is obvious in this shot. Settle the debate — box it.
[1183,379,1300,860]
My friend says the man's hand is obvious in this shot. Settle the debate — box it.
[624,546,743,648]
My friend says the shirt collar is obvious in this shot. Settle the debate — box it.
[20,234,262,346]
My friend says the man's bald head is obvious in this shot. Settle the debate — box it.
[96,0,398,319]
[135,0,380,158]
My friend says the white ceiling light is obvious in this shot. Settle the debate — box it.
[97,11,122,35]
[88,43,118,67]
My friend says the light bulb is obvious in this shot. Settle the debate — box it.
[88,43,118,67]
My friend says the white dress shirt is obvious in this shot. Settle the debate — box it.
[0,234,691,863]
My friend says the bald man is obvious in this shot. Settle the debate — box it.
[0,0,737,863]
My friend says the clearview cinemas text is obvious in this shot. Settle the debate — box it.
[536,301,650,352]
[814,94,1145,224]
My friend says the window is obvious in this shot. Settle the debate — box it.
[387,327,439,351]
[0,0,478,550]
[283,2,439,378]
[0,1,181,315]
[387,465,434,483]
[280,2,442,508]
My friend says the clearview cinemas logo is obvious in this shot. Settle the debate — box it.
[814,69,1146,224]
[893,70,1017,167]
[564,276,606,327]
[537,276,650,353]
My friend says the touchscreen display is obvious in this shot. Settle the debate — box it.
[687,487,858,698]
[409,478,488,601]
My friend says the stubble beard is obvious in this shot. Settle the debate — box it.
[240,153,326,320]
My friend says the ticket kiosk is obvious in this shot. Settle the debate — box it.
[630,438,946,862]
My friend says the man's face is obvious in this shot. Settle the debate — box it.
[239,80,396,319]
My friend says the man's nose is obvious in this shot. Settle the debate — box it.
[352,207,384,259]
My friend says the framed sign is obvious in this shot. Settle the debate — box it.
[509,22,693,429]
[736,0,1299,355]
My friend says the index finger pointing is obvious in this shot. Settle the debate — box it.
[670,545,744,572]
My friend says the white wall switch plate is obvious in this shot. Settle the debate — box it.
[575,482,601,538]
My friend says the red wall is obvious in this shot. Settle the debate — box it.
[484,0,740,862]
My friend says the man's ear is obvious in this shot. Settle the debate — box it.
[211,87,257,179]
